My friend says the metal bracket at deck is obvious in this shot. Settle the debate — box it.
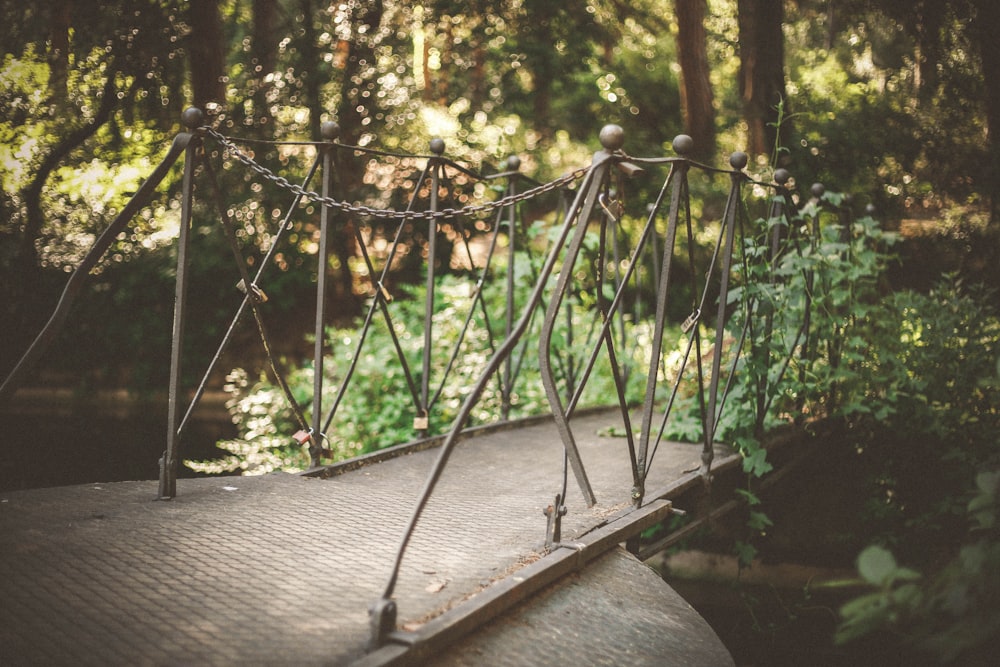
[543,493,567,549]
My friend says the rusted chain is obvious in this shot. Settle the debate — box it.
[202,127,590,220]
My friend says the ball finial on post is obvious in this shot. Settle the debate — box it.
[773,168,791,186]
[182,107,204,129]
[506,155,521,172]
[729,151,749,170]
[429,138,446,155]
[811,183,826,199]
[599,124,625,151]
[672,134,694,157]
[321,121,340,141]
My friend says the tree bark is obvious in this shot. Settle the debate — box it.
[675,0,716,162]
[524,0,557,140]
[331,0,385,313]
[298,0,323,141]
[334,0,383,155]
[188,0,227,113]
[972,0,1000,224]
[737,0,787,160]
[916,2,947,103]
[47,2,72,109]
[251,0,279,135]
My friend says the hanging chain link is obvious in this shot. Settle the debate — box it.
[202,127,590,221]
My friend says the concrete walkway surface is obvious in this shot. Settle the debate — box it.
[1,410,734,665]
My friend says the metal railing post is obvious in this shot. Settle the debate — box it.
[310,121,340,466]
[700,151,749,481]
[635,137,693,492]
[417,139,445,435]
[501,158,520,420]
[158,108,204,500]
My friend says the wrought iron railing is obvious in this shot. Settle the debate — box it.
[2,107,857,651]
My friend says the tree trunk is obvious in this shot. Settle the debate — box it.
[972,0,1000,224]
[675,0,716,162]
[19,74,119,274]
[251,0,279,135]
[331,0,385,314]
[334,0,383,155]
[47,2,72,110]
[737,0,787,161]
[188,0,227,113]
[13,74,121,358]
[523,0,556,140]
[912,1,947,104]
[298,0,323,141]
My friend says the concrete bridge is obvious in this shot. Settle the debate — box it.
[1,410,751,665]
[2,111,839,664]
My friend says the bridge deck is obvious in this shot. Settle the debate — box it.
[1,410,734,665]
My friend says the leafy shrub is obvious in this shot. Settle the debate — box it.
[838,469,1000,664]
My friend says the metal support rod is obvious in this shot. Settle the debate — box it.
[753,169,791,436]
[501,167,520,420]
[419,140,445,434]
[159,109,203,500]
[538,133,624,508]
[635,159,689,484]
[311,123,339,465]
[701,153,748,479]
[176,154,323,439]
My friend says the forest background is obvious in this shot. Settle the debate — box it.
[3,1,1000,663]
[2,0,998,388]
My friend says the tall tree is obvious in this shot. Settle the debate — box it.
[332,0,386,312]
[298,0,323,141]
[675,0,716,161]
[46,1,72,109]
[188,0,227,112]
[971,0,1000,224]
[250,0,280,135]
[737,0,787,160]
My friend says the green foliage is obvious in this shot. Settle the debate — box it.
[826,275,1000,660]
[837,469,1000,663]
[5,0,996,402]
[783,3,992,220]
[661,192,899,462]
[836,545,923,644]
[653,188,991,591]
[186,261,658,475]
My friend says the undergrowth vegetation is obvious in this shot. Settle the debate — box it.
[186,256,658,475]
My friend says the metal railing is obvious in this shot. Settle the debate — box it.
[2,107,854,652]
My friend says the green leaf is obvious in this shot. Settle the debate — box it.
[735,488,761,506]
[735,540,758,567]
[857,545,898,586]
[742,448,773,477]
[748,510,773,531]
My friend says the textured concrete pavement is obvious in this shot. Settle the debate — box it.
[1,410,733,665]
